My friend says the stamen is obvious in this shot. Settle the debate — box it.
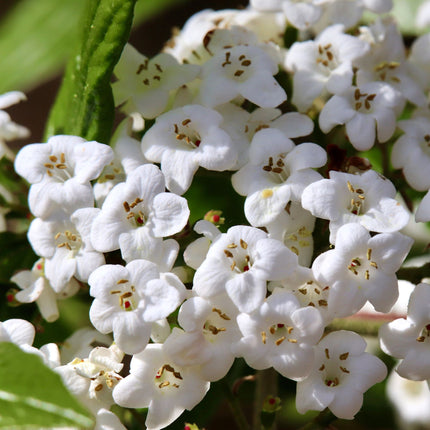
[339,352,349,360]
[261,331,266,344]
[275,336,286,345]
[325,348,330,359]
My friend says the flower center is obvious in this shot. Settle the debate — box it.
[44,152,73,182]
[262,154,289,183]
[110,279,137,311]
[353,88,376,113]
[98,161,125,184]
[202,307,231,339]
[346,180,366,215]
[347,248,378,280]
[55,229,82,255]
[123,197,146,227]
[261,323,298,346]
[319,348,350,387]
[173,119,201,149]
[416,323,430,343]
[374,61,401,84]
[296,279,329,309]
[284,225,313,257]
[221,50,253,82]
[155,363,183,390]
[223,239,252,272]
[316,43,338,72]
[137,59,165,89]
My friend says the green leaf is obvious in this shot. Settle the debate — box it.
[45,0,138,143]
[0,0,86,94]
[0,342,94,428]
[0,0,190,94]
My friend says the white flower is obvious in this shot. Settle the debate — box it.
[199,44,286,108]
[296,330,387,419]
[301,169,410,243]
[193,225,298,313]
[91,164,189,266]
[218,103,313,168]
[319,82,402,151]
[285,24,369,112]
[60,328,112,365]
[94,118,147,207]
[416,190,430,223]
[251,0,323,30]
[313,223,413,314]
[113,343,210,430]
[164,294,241,381]
[270,267,334,324]
[56,344,124,412]
[14,135,114,218]
[28,208,105,292]
[266,201,315,266]
[356,19,427,107]
[11,258,80,322]
[141,105,237,195]
[234,290,324,380]
[113,44,200,119]
[416,1,430,27]
[89,260,186,354]
[379,283,430,380]
[391,116,430,191]
[232,128,326,227]
[0,91,29,160]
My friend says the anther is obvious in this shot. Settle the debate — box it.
[117,279,128,284]
[261,331,266,344]
[275,336,286,345]
[123,202,130,212]
[367,248,372,260]
[234,70,244,77]
[240,239,248,249]
[241,60,251,66]
[212,308,231,320]
[224,250,233,258]
[60,153,65,163]
[340,366,350,374]
[325,348,330,359]
[339,352,349,360]
[155,63,162,72]
[153,75,161,81]
[182,119,191,126]
[287,338,297,343]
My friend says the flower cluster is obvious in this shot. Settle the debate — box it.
[5,0,430,429]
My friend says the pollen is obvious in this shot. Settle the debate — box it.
[261,189,273,199]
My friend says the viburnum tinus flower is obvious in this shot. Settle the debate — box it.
[113,343,210,430]
[285,24,369,112]
[301,169,410,243]
[199,44,286,108]
[318,82,402,151]
[56,344,124,412]
[391,116,430,191]
[141,104,237,195]
[193,225,298,313]
[14,135,114,218]
[0,91,30,160]
[113,44,200,119]
[233,290,324,380]
[28,208,105,292]
[312,223,413,314]
[11,258,80,322]
[89,259,186,354]
[296,330,387,419]
[91,164,189,265]
[232,128,326,227]
[163,293,241,381]
[379,283,430,380]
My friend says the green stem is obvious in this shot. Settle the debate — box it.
[253,369,278,430]
[222,381,250,430]
[297,409,337,430]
